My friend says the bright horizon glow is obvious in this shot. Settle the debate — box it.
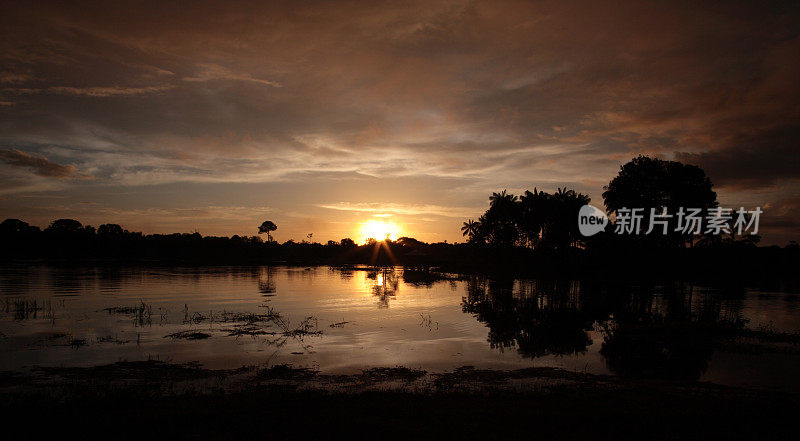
[358,219,401,244]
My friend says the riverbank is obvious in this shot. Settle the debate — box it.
[3,229,800,284]
[2,360,797,440]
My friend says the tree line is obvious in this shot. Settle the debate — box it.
[462,187,590,250]
[461,155,761,250]
[1,156,797,279]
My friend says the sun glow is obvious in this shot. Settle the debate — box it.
[358,219,401,244]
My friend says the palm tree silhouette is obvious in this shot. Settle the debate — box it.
[550,187,591,249]
[461,219,480,240]
[489,189,518,206]
[519,188,547,247]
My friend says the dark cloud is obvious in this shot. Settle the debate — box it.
[675,126,800,189]
[0,149,87,179]
[760,195,800,245]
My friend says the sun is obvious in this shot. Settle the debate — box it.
[358,219,401,244]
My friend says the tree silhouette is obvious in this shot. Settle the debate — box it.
[258,220,277,242]
[467,187,589,250]
[489,189,518,207]
[98,224,125,236]
[0,218,37,234]
[46,218,84,234]
[518,188,548,247]
[546,187,591,250]
[479,190,521,246]
[461,219,480,242]
[462,277,595,358]
[603,156,717,246]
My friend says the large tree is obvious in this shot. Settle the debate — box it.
[602,156,717,246]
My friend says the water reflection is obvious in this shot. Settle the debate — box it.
[3,298,56,321]
[463,279,596,358]
[460,277,800,381]
[365,267,399,307]
[0,266,798,390]
[259,267,277,295]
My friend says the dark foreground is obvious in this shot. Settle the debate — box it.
[2,361,797,440]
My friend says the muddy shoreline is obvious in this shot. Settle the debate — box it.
[2,361,798,440]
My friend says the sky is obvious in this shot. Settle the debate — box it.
[1,0,798,244]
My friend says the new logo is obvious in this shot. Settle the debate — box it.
[578,204,608,237]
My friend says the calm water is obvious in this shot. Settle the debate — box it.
[1,266,799,390]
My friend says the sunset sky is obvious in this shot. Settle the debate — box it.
[1,0,798,244]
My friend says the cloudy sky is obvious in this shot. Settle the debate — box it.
[1,0,798,244]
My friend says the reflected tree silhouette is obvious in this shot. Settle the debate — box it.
[462,278,595,357]
[599,283,745,381]
[367,267,399,308]
[600,318,714,381]
[259,267,277,295]
[462,277,746,379]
